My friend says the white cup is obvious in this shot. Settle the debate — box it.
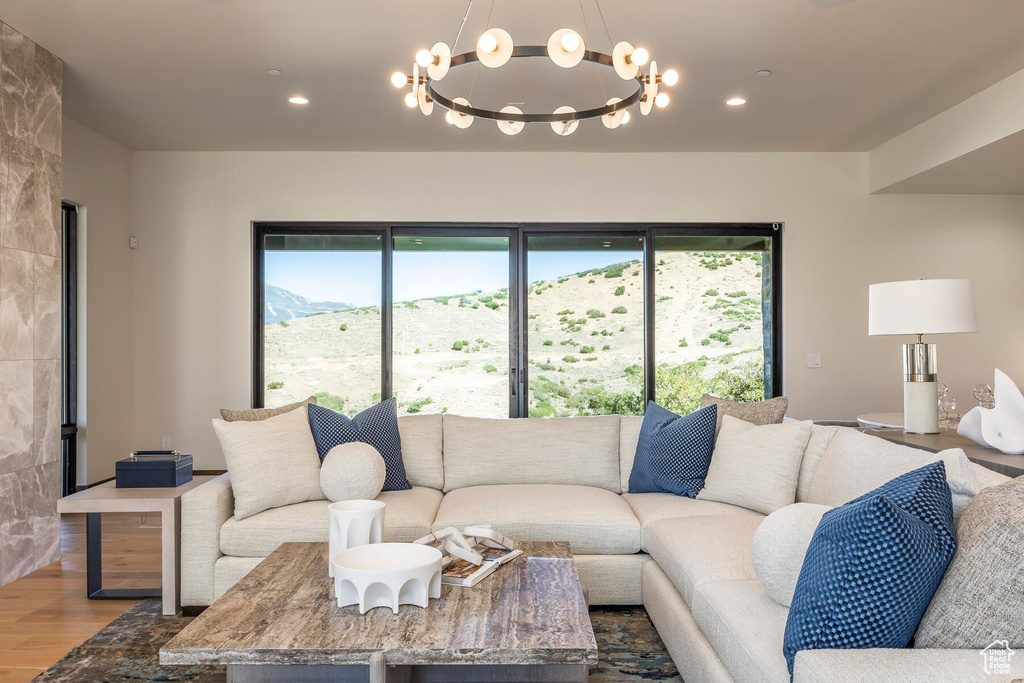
[328,500,385,578]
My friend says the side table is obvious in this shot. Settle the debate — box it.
[57,475,215,615]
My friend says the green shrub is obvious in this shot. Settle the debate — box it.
[602,344,611,351]
[452,340,470,351]
[484,365,497,374]
[472,303,480,309]
[704,289,718,297]
[611,306,628,314]
[494,291,508,299]
[587,309,606,319]
[562,355,579,363]
[339,323,348,331]
[485,301,500,310]
[414,348,420,354]
[632,270,639,276]
[658,296,673,302]
[601,329,612,337]
[619,326,626,332]
[406,397,433,414]
[580,346,595,354]
[726,291,747,298]
[588,279,596,284]
[278,321,289,328]
[603,263,626,278]
[543,340,553,346]
[679,338,689,348]
[584,357,597,362]
[314,391,345,412]
[266,381,284,390]
[614,286,626,296]
[701,339,711,346]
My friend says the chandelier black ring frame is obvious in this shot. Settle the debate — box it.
[427,46,645,124]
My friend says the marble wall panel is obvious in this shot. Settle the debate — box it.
[33,253,60,359]
[0,23,62,586]
[33,358,60,467]
[0,246,33,360]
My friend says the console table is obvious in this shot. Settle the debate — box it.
[857,414,1024,478]
[57,475,215,615]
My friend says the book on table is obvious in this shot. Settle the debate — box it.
[414,526,524,587]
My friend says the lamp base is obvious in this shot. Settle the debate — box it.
[904,380,939,434]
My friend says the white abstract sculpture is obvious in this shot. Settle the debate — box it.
[333,543,443,614]
[328,500,385,578]
[958,369,1024,455]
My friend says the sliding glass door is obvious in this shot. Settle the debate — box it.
[525,235,645,417]
[254,224,781,418]
[392,233,514,418]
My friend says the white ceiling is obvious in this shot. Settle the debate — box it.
[4,0,1024,152]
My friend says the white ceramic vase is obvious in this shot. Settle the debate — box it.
[332,543,443,614]
[328,500,385,578]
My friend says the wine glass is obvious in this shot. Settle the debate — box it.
[973,383,995,409]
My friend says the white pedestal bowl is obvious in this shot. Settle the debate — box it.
[328,500,385,578]
[332,543,443,614]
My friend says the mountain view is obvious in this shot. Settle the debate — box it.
[265,284,353,324]
[264,251,766,418]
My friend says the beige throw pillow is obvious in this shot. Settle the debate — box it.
[212,407,324,520]
[700,393,789,435]
[698,416,813,514]
[752,503,832,606]
[219,395,317,422]
[915,476,1024,648]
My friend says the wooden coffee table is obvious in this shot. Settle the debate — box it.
[160,540,597,683]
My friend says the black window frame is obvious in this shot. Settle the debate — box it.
[61,202,79,496]
[252,222,783,417]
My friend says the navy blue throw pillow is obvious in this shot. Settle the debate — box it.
[628,401,718,497]
[783,461,956,676]
[307,398,411,492]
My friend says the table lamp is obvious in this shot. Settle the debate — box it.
[868,279,977,434]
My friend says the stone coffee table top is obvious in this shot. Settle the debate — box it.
[160,541,597,667]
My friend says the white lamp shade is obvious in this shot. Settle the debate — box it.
[868,279,977,336]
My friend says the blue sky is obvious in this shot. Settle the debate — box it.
[266,250,639,306]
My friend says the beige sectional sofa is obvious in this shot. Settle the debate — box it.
[181,413,1018,683]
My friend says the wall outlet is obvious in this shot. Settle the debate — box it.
[129,236,139,249]
[807,353,822,369]
[161,436,172,450]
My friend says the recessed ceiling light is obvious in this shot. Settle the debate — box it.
[726,97,747,106]
[809,0,854,6]
[267,69,282,76]
[755,70,772,77]
[288,96,309,105]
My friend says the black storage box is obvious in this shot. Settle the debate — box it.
[116,453,193,488]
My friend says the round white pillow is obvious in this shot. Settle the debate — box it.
[751,503,832,607]
[320,442,386,502]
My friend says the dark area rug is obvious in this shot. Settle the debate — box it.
[33,600,681,682]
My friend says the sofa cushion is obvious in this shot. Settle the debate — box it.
[622,493,761,549]
[398,414,444,490]
[432,484,641,554]
[804,429,979,519]
[698,417,813,514]
[442,416,621,493]
[645,514,764,603]
[220,486,442,557]
[795,424,841,502]
[619,416,644,492]
[308,399,411,491]
[751,503,832,607]
[915,475,1024,649]
[691,579,791,683]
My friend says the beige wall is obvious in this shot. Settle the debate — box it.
[61,117,133,484]
[130,151,1024,470]
[0,22,62,586]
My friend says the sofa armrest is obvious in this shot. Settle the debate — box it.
[180,473,233,607]
[794,648,1021,683]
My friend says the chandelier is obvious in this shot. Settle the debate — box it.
[388,1,679,136]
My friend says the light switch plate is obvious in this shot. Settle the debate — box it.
[161,436,172,450]
[807,353,822,369]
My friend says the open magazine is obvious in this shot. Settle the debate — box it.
[414,526,523,587]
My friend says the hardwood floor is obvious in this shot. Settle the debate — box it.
[0,513,162,682]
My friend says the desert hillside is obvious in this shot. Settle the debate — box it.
[264,251,766,417]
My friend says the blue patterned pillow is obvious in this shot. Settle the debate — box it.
[307,398,411,492]
[783,462,956,675]
[628,402,718,497]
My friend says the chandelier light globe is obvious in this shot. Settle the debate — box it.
[477,29,514,68]
[548,28,586,68]
[445,111,453,125]
[551,106,580,136]
[631,47,650,66]
[497,106,526,135]
[662,69,679,87]
[390,71,407,88]
[655,92,670,108]
[415,49,434,68]
[426,42,452,80]
[622,110,631,124]
[601,97,627,129]
[404,92,418,108]
[448,97,475,128]
[612,41,641,80]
